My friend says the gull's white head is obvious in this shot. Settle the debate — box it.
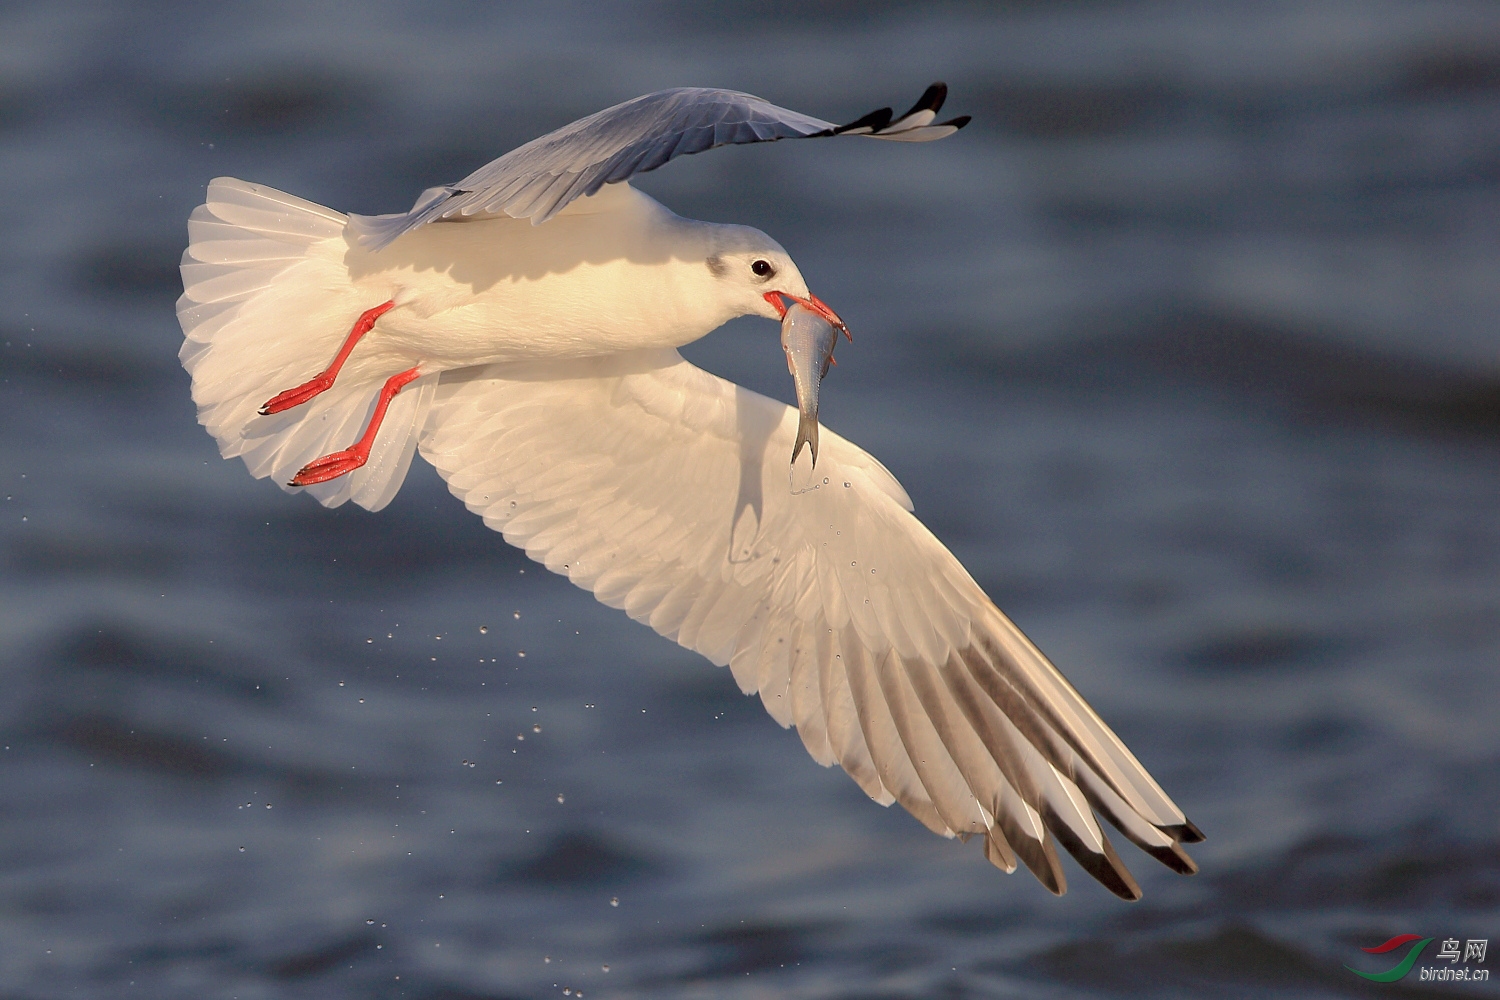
[706,225,847,334]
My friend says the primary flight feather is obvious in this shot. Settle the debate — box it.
[176,84,1201,898]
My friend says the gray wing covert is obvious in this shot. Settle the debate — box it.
[349,84,969,250]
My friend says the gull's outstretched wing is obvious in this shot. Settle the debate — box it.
[418,349,1201,898]
[349,84,969,251]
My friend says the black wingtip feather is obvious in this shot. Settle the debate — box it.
[1044,806,1143,901]
[1145,840,1199,876]
[1009,827,1067,895]
[1099,835,1146,900]
[1165,820,1206,844]
[834,106,894,134]
[940,115,972,131]
[1070,776,1200,878]
[900,82,948,119]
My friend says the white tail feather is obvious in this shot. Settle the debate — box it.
[177,177,432,511]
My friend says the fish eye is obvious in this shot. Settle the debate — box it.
[751,259,774,277]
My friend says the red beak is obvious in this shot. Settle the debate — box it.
[764,291,852,341]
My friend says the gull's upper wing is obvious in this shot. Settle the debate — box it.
[418,349,1201,898]
[349,84,969,251]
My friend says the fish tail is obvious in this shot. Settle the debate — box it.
[792,412,820,466]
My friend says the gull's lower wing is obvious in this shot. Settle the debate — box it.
[417,349,1200,898]
[349,84,970,251]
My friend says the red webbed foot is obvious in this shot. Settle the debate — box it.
[260,375,334,415]
[257,300,396,415]
[289,447,368,486]
[285,365,422,487]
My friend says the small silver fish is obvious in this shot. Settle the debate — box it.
[780,301,849,466]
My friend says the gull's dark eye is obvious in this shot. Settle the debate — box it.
[751,259,774,277]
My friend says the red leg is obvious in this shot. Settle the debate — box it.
[259,300,396,415]
[288,366,422,486]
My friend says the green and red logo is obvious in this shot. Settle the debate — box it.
[1346,934,1433,982]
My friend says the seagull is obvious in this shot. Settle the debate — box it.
[177,84,1201,898]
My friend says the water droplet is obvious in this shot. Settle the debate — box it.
[461,759,469,766]
[365,638,373,643]
[610,897,619,907]
[513,611,521,619]
[564,990,571,996]
[366,918,375,925]
[479,625,488,634]
[238,846,245,852]
[602,964,610,973]
[339,681,345,686]
[556,793,565,804]
[843,481,851,488]
[532,724,541,733]
[544,956,551,964]
[518,651,526,658]
[822,477,829,484]
[387,633,393,638]
[358,698,365,704]
[265,804,272,809]
[517,733,525,741]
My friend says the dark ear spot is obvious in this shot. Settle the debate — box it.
[706,255,728,277]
